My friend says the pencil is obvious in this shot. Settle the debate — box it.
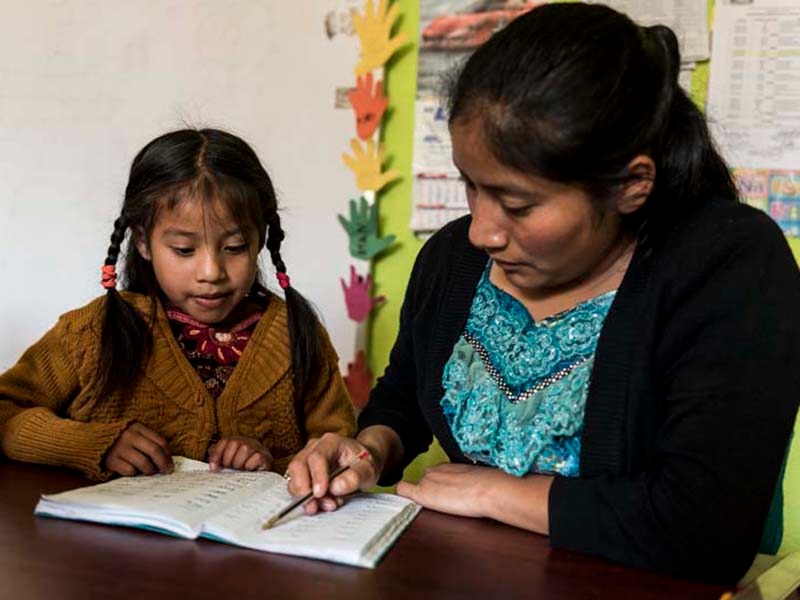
[262,449,371,530]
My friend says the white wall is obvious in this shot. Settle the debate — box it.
[0,1,362,370]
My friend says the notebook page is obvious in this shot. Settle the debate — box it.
[38,469,285,535]
[203,492,419,567]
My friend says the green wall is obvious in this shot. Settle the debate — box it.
[370,0,422,382]
[370,0,448,481]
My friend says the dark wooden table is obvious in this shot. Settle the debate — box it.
[0,460,729,599]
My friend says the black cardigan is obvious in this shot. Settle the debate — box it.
[359,197,800,582]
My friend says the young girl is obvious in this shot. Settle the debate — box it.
[0,128,356,480]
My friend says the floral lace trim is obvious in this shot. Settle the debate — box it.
[439,265,615,477]
[442,338,594,476]
[463,331,590,404]
[464,266,615,392]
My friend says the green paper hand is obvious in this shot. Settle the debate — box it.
[338,196,396,260]
[353,0,408,76]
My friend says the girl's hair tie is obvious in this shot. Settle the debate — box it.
[276,272,291,290]
[101,264,118,289]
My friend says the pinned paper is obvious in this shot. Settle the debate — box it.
[344,349,373,410]
[348,73,388,140]
[353,0,407,76]
[338,196,395,260]
[340,264,386,323]
[342,138,400,192]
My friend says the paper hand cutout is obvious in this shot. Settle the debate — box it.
[348,73,388,140]
[353,0,408,76]
[340,265,385,323]
[338,196,395,260]
[342,138,400,192]
[344,349,373,410]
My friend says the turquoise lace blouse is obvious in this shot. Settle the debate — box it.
[440,265,616,477]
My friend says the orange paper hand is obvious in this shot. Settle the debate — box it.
[353,0,407,76]
[344,350,373,410]
[341,138,400,192]
[348,73,388,140]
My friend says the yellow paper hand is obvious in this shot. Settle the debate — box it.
[341,138,400,192]
[353,0,407,76]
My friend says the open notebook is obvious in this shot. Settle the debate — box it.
[34,457,420,568]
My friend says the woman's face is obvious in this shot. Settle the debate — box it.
[450,120,632,299]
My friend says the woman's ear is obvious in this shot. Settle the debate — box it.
[618,155,656,214]
[133,228,151,261]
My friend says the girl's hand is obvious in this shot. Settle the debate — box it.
[284,433,380,515]
[208,437,273,472]
[105,422,174,476]
[396,463,506,518]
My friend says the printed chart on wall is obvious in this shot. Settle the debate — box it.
[410,1,541,235]
[707,0,800,236]
[409,0,707,235]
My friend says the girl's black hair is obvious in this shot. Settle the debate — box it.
[446,3,737,238]
[97,128,323,426]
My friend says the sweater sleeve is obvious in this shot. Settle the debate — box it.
[358,237,436,484]
[0,317,133,480]
[548,213,800,583]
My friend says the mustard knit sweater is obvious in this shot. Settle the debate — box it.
[0,292,356,480]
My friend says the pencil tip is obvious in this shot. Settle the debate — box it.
[262,516,278,530]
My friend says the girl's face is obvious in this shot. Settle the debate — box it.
[450,120,632,299]
[136,195,260,324]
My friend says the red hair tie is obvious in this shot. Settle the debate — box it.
[101,264,117,289]
[276,272,291,290]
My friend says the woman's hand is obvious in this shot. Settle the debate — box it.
[208,437,273,472]
[284,433,381,515]
[105,422,174,476]
[397,463,553,535]
[396,463,502,518]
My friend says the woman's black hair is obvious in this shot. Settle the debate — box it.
[446,3,737,238]
[97,128,323,426]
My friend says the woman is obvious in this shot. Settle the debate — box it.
[286,3,800,582]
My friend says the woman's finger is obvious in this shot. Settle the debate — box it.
[302,497,321,515]
[307,449,333,498]
[328,468,364,497]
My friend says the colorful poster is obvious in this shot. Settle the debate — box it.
[768,171,800,237]
[734,168,800,237]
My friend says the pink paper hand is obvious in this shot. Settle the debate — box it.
[340,265,385,323]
